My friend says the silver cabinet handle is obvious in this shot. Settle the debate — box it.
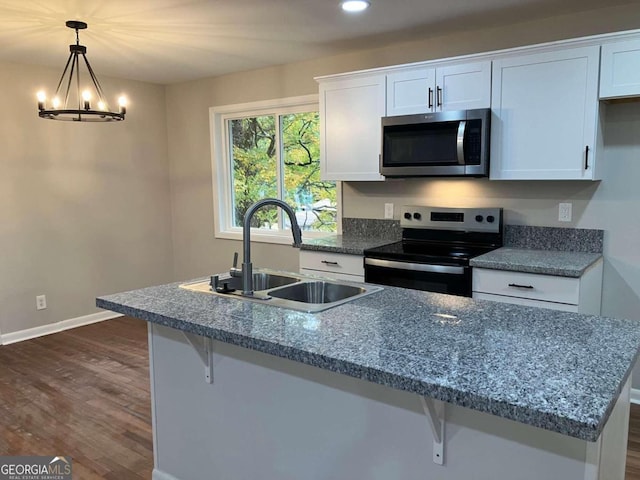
[321,260,339,266]
[508,283,534,289]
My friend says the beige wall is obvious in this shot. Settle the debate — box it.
[0,62,173,337]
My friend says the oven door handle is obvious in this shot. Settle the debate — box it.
[364,258,466,275]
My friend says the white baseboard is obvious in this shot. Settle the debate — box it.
[631,388,640,405]
[152,469,181,480]
[1,311,123,345]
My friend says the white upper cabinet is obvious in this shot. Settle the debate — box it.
[600,38,640,99]
[490,46,601,180]
[386,68,435,116]
[319,74,386,181]
[386,61,491,116]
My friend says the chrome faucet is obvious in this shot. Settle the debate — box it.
[230,198,303,296]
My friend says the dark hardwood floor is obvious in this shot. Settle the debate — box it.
[2,316,640,479]
[0,317,152,479]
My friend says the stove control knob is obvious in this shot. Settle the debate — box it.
[403,212,412,220]
[486,215,495,223]
[475,215,484,222]
[413,212,422,220]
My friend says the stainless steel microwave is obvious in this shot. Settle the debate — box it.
[380,108,490,177]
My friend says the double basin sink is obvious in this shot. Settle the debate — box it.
[180,270,383,313]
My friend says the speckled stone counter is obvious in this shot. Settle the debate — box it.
[300,217,400,254]
[470,248,602,277]
[97,279,640,442]
[300,235,394,255]
[504,225,603,253]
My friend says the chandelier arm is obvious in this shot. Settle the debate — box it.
[75,53,81,113]
[63,52,78,109]
[54,52,75,97]
[81,54,107,103]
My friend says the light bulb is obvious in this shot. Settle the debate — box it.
[340,0,370,12]
[37,91,46,111]
[52,97,61,108]
[82,90,91,110]
[118,96,127,115]
[97,101,106,111]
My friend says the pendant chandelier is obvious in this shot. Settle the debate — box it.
[37,20,126,122]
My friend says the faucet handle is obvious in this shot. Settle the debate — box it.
[230,251,242,277]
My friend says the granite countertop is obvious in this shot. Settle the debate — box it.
[97,277,640,442]
[300,234,395,255]
[470,247,603,277]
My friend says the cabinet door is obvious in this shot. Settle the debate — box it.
[319,75,385,181]
[436,61,492,111]
[386,68,435,116]
[490,46,600,180]
[600,39,640,99]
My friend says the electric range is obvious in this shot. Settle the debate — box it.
[363,206,503,297]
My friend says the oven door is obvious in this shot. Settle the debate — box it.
[364,258,472,297]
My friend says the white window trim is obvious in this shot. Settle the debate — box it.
[210,94,342,244]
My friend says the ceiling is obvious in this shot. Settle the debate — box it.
[0,0,637,85]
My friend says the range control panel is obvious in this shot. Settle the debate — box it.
[400,206,503,233]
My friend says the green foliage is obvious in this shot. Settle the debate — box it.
[230,111,336,232]
[231,116,278,228]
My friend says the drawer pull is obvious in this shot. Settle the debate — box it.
[321,260,339,266]
[508,283,534,289]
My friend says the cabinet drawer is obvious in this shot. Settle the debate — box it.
[473,292,578,312]
[473,268,580,305]
[299,251,364,277]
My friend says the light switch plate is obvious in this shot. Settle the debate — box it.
[559,203,572,222]
[384,203,394,219]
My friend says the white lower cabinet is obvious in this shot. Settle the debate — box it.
[472,260,603,314]
[299,250,364,282]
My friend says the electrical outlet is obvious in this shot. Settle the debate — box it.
[36,295,47,310]
[384,203,394,219]
[558,203,572,222]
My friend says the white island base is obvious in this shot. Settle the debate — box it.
[148,324,630,480]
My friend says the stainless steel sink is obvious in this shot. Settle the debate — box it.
[180,270,382,312]
[220,272,301,291]
[269,281,366,304]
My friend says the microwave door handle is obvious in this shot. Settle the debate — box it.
[456,120,467,165]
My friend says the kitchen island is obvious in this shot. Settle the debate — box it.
[97,276,640,480]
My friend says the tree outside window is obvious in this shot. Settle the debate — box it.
[229,111,336,233]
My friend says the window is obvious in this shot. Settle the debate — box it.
[211,96,338,244]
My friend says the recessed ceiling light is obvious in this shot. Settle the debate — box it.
[340,0,370,13]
